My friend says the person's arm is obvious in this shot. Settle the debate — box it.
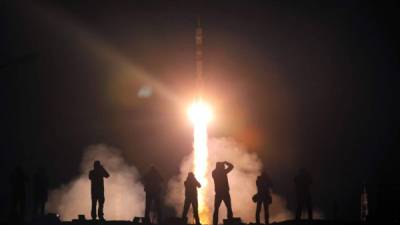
[195,178,201,188]
[89,171,93,180]
[224,161,234,173]
[102,166,110,178]
[256,176,261,189]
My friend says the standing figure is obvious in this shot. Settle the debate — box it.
[143,166,164,223]
[294,168,313,220]
[254,172,273,225]
[212,161,234,225]
[182,172,202,225]
[89,160,110,221]
[33,167,49,216]
[9,166,28,220]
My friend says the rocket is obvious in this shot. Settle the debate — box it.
[195,18,204,95]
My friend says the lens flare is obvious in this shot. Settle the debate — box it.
[187,99,213,223]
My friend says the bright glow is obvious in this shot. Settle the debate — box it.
[187,99,213,223]
[188,100,213,125]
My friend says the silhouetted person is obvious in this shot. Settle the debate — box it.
[33,167,49,217]
[212,161,234,225]
[89,160,110,221]
[254,172,273,225]
[9,166,27,220]
[143,166,164,223]
[182,172,202,225]
[294,168,313,220]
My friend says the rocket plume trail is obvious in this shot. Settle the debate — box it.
[188,99,213,224]
[187,18,213,223]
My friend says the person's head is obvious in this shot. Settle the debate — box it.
[94,160,101,170]
[261,171,267,177]
[216,162,224,170]
[262,171,272,181]
[187,172,195,179]
[148,165,159,175]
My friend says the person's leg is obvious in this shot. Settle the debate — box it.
[145,194,151,221]
[264,202,270,225]
[98,196,105,220]
[193,198,201,225]
[213,195,223,225]
[155,195,162,223]
[223,193,233,219]
[182,198,190,218]
[307,195,313,220]
[40,201,46,216]
[255,201,262,224]
[91,198,97,220]
[295,198,302,220]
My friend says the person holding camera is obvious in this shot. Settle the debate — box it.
[253,171,273,224]
[89,160,110,221]
[143,165,164,224]
[182,172,202,225]
[212,161,234,225]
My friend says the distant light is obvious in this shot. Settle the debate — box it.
[137,85,152,98]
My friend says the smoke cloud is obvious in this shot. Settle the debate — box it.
[47,142,321,222]
[166,137,293,223]
[47,144,145,221]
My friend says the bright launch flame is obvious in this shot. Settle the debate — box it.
[187,99,213,223]
[188,100,213,124]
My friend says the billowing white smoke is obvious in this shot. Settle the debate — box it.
[166,137,293,223]
[47,144,145,221]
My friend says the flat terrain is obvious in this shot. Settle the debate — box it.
[0,220,372,225]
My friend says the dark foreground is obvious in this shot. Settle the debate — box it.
[1,219,394,225]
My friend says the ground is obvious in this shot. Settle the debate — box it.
[0,219,379,225]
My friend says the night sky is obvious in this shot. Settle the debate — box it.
[1,0,399,221]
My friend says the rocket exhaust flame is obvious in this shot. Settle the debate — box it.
[188,99,213,125]
[188,99,213,224]
[187,19,214,223]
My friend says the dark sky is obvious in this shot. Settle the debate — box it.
[1,0,399,221]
